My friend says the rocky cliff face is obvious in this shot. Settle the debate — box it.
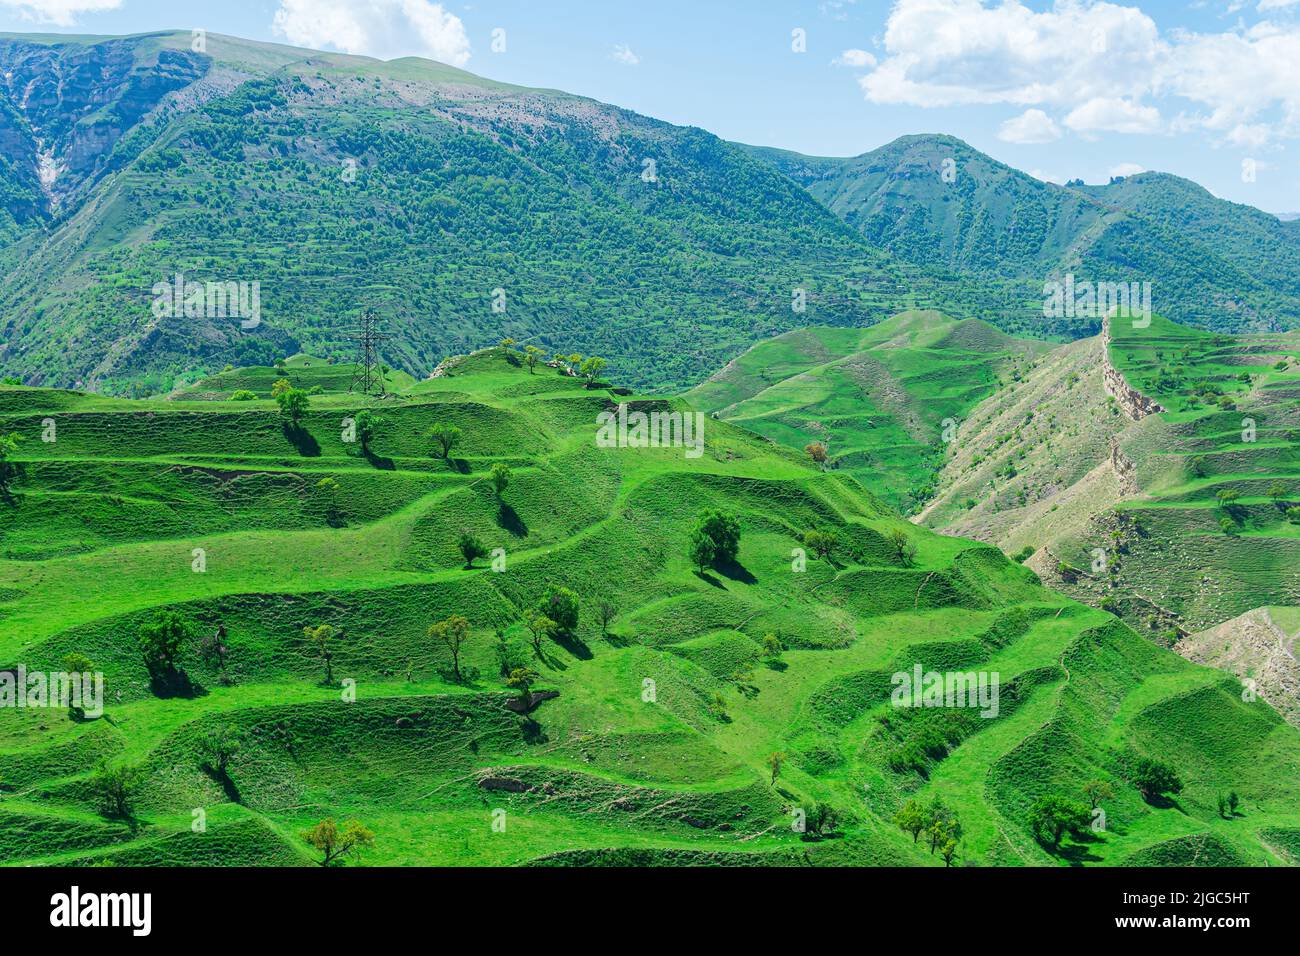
[0,36,207,211]
[1101,313,1165,420]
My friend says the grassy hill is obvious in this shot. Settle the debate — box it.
[920,313,1300,721]
[688,311,1050,510]
[1,345,1297,867]
[745,134,1300,337]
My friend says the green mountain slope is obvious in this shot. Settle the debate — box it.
[0,31,997,396]
[1,345,1296,867]
[745,134,1300,336]
[920,313,1300,719]
[688,310,1050,510]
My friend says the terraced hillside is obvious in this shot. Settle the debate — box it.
[2,345,1297,867]
[921,314,1300,722]
[688,311,1050,511]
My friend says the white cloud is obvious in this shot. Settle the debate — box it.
[833,48,876,68]
[1029,168,1066,184]
[1108,162,1146,178]
[0,0,121,26]
[1065,97,1162,135]
[998,108,1061,144]
[610,43,640,66]
[271,0,471,65]
[859,0,1300,146]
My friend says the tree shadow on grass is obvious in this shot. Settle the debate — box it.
[362,448,395,471]
[715,558,756,585]
[551,631,593,661]
[497,503,527,537]
[149,670,207,700]
[282,422,320,457]
[1055,839,1105,866]
[202,764,242,804]
[694,570,726,589]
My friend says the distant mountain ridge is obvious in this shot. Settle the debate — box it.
[0,32,1297,395]
[742,134,1300,336]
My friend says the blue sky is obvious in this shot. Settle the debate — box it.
[4,0,1300,214]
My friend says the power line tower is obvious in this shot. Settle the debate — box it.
[347,306,391,397]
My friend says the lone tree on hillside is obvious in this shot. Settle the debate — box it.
[300,818,374,867]
[458,530,487,569]
[802,529,838,563]
[522,609,557,656]
[1027,795,1091,850]
[60,652,95,719]
[892,799,927,843]
[429,614,471,683]
[138,611,192,682]
[1267,481,1289,504]
[767,751,785,787]
[688,510,741,573]
[1082,779,1114,810]
[580,356,606,387]
[489,462,511,499]
[430,423,462,459]
[303,624,338,685]
[0,431,21,492]
[540,584,580,635]
[761,633,784,663]
[1131,756,1183,803]
[352,409,385,454]
[804,442,828,467]
[197,724,242,780]
[275,386,310,425]
[924,798,961,855]
[90,760,142,820]
[886,528,918,566]
[597,600,617,638]
[506,666,540,702]
[524,345,544,373]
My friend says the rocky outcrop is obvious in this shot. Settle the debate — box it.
[1101,314,1164,421]
[1109,439,1141,495]
[1180,609,1300,728]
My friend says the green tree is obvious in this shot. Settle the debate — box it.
[522,609,556,655]
[523,345,544,373]
[90,761,142,819]
[1082,779,1114,809]
[303,624,337,684]
[597,600,617,638]
[1131,756,1183,802]
[506,666,539,701]
[924,798,960,855]
[688,510,741,572]
[1228,790,1240,815]
[761,633,784,662]
[138,611,192,679]
[489,462,511,499]
[802,529,838,562]
[270,377,292,398]
[352,409,384,454]
[275,387,310,424]
[1267,481,1289,503]
[197,724,242,779]
[540,584,580,634]
[0,431,21,492]
[300,818,374,866]
[458,530,487,569]
[892,799,927,843]
[429,614,471,683]
[767,751,784,787]
[1027,795,1091,849]
[807,801,842,838]
[886,528,918,566]
[430,423,462,459]
[580,355,606,386]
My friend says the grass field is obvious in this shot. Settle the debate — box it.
[1,345,1296,867]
